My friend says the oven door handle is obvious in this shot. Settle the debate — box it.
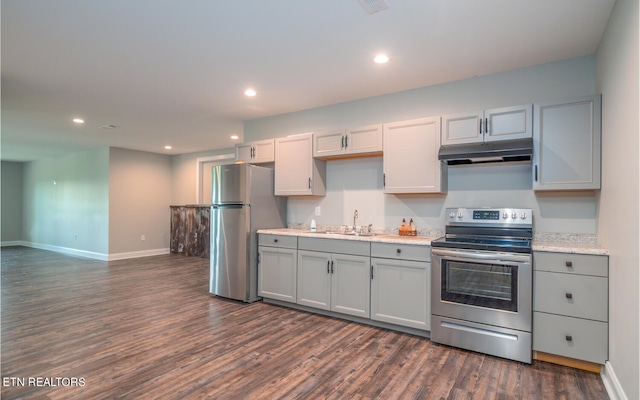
[431,248,531,264]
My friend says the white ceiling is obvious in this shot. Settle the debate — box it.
[1,0,616,162]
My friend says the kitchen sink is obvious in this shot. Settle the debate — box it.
[308,230,376,237]
[336,231,376,237]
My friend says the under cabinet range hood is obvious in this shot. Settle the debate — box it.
[438,138,534,165]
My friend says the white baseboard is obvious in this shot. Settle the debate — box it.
[108,248,170,261]
[602,361,628,400]
[21,241,109,260]
[8,242,170,262]
[1,240,25,247]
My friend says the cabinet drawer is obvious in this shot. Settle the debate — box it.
[298,237,370,257]
[258,234,297,249]
[533,312,607,364]
[533,271,607,321]
[371,242,430,262]
[533,252,607,277]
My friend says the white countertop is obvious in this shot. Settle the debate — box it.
[257,228,438,246]
[532,241,609,256]
[258,228,610,255]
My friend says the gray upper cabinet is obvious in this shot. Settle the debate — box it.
[383,117,446,194]
[275,134,326,196]
[236,139,275,164]
[441,104,532,145]
[313,124,383,158]
[533,95,601,191]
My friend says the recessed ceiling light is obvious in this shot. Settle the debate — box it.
[374,54,389,64]
[164,145,172,150]
[230,135,239,140]
[244,89,257,97]
[73,118,85,124]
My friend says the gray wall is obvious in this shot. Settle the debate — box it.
[245,56,598,234]
[22,148,110,257]
[108,148,172,256]
[17,147,175,260]
[596,0,640,398]
[1,161,24,243]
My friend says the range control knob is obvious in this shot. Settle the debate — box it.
[457,211,463,219]
[511,212,517,219]
[520,212,527,219]
[449,211,456,218]
[502,212,509,219]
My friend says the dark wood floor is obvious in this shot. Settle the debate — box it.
[1,246,608,399]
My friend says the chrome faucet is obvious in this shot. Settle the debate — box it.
[353,209,359,232]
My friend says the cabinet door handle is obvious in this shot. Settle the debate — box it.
[341,135,345,149]
[274,239,278,243]
[565,335,573,342]
[534,165,538,182]
[565,261,573,267]
[396,248,402,254]
[484,117,489,134]
[257,253,260,264]
[330,260,334,274]
[327,260,330,274]
[345,135,348,148]
[565,292,573,299]
[383,173,386,188]
[308,178,312,189]
[371,265,374,279]
[479,119,483,135]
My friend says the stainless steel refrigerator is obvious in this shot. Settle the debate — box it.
[209,163,287,302]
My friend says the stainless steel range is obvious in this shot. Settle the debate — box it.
[430,207,533,363]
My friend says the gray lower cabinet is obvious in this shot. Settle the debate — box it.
[297,237,371,318]
[532,251,608,364]
[370,243,431,330]
[258,234,298,303]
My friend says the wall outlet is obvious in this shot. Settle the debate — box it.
[315,206,321,216]
[141,234,146,241]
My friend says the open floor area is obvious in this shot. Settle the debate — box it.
[1,247,608,399]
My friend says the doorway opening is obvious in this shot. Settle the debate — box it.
[196,154,235,204]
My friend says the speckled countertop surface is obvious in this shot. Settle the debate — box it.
[258,228,610,255]
[257,228,439,246]
[531,241,609,255]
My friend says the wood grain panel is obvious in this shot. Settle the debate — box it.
[1,246,608,399]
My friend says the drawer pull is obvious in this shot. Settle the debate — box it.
[565,292,573,299]
[274,239,278,243]
[396,249,402,254]
[565,261,573,267]
[565,335,573,342]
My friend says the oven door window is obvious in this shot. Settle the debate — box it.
[441,260,518,312]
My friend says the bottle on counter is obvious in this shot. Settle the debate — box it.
[400,218,407,235]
